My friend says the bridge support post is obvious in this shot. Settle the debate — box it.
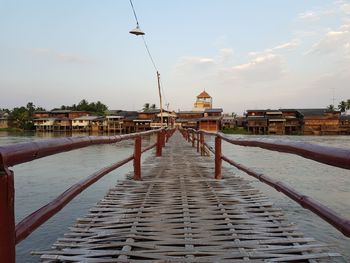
[191,131,195,148]
[196,132,200,153]
[200,132,204,156]
[156,131,162,157]
[133,136,141,180]
[215,136,222,179]
[0,168,16,263]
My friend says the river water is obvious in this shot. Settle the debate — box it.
[0,131,349,262]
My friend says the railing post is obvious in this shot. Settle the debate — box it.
[191,131,195,147]
[156,131,162,157]
[215,136,222,179]
[0,167,16,263]
[200,132,204,156]
[133,136,141,180]
[196,132,200,153]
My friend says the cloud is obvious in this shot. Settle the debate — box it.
[249,39,300,57]
[29,48,92,64]
[298,1,350,22]
[175,56,215,73]
[305,26,350,55]
[225,53,286,83]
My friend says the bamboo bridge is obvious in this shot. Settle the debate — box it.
[1,128,350,262]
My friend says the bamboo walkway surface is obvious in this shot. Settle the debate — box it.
[38,132,341,262]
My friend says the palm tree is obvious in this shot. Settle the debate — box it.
[150,104,156,110]
[338,101,347,112]
[143,103,150,111]
[346,99,350,111]
[327,104,335,111]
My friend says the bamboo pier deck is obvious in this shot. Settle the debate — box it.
[38,132,341,262]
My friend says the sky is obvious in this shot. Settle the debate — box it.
[0,0,350,115]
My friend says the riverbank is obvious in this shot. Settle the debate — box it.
[221,127,249,135]
[0,127,24,132]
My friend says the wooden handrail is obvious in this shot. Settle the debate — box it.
[0,128,176,263]
[180,128,350,237]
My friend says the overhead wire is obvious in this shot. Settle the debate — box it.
[129,0,167,108]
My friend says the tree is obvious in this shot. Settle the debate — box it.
[347,99,350,111]
[231,112,238,118]
[338,101,347,112]
[150,104,156,110]
[143,103,150,111]
[327,104,335,111]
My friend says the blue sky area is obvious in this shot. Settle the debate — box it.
[1,0,350,114]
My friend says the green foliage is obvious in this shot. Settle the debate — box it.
[8,102,45,130]
[59,99,108,115]
[142,103,157,111]
[338,101,347,112]
[327,104,335,111]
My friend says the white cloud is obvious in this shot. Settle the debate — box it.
[249,39,300,57]
[305,26,350,55]
[226,54,286,83]
[298,1,350,22]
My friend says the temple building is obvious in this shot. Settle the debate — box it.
[193,90,212,111]
[175,90,222,132]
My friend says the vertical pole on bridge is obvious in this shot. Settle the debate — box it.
[0,167,16,263]
[196,132,200,153]
[133,136,142,180]
[215,136,222,179]
[156,131,162,157]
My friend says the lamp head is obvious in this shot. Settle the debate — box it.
[129,25,145,36]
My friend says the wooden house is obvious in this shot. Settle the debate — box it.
[246,110,268,134]
[199,108,223,132]
[72,116,101,132]
[280,109,302,135]
[298,109,341,135]
[53,118,72,132]
[133,119,152,132]
[33,118,57,132]
[221,116,236,129]
[0,112,9,129]
[175,111,203,129]
[266,111,285,135]
[340,115,350,135]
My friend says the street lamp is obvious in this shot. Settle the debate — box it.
[129,24,145,36]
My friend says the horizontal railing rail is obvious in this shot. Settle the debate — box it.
[180,128,350,238]
[0,128,176,263]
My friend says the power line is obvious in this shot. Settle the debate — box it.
[129,0,167,111]
[142,36,158,72]
[129,0,140,26]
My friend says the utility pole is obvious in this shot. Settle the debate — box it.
[157,71,163,127]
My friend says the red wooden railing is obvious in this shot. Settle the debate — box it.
[0,128,176,263]
[180,128,350,238]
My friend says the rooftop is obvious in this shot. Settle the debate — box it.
[197,90,211,98]
[204,108,223,113]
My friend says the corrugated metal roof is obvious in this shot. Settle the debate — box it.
[204,108,223,113]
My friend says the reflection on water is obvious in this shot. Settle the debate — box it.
[0,132,349,262]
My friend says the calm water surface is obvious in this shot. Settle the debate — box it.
[0,131,349,262]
